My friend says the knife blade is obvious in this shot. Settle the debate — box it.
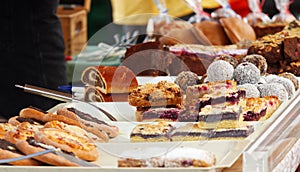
[53,150,99,167]
[0,148,99,167]
[15,84,117,121]
[0,149,54,164]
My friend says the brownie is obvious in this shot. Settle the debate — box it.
[247,32,287,64]
[122,41,170,76]
[252,22,286,38]
[284,36,300,62]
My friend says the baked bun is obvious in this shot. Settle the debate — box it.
[193,20,231,45]
[158,28,196,45]
[220,17,256,44]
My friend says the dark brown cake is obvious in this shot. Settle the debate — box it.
[252,22,286,38]
[247,32,286,64]
[122,41,171,76]
[284,36,300,62]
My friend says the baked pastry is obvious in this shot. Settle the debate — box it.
[20,106,118,142]
[56,107,119,141]
[0,123,16,139]
[81,66,138,94]
[84,85,129,102]
[118,147,216,167]
[172,123,254,141]
[122,41,170,76]
[0,139,42,166]
[185,80,237,105]
[252,22,286,38]
[136,107,192,122]
[198,105,242,129]
[16,138,80,166]
[204,126,254,140]
[169,44,247,76]
[219,17,256,44]
[130,122,175,142]
[159,27,211,45]
[8,116,44,126]
[129,81,183,107]
[171,123,208,141]
[34,128,99,161]
[43,120,100,142]
[193,20,231,45]
[241,96,280,121]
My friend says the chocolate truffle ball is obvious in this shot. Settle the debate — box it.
[214,54,239,68]
[267,77,295,99]
[233,62,260,85]
[241,54,268,75]
[238,83,260,98]
[207,60,234,82]
[257,83,288,101]
[175,71,200,92]
[279,72,299,90]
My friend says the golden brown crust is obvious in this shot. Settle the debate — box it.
[220,17,256,44]
[193,21,230,45]
[56,108,113,141]
[0,123,16,139]
[129,81,183,107]
[5,122,39,144]
[15,140,79,166]
[34,128,99,161]
[0,148,42,166]
[19,107,81,126]
[81,66,138,94]
[7,116,21,126]
[242,96,280,121]
[43,120,101,142]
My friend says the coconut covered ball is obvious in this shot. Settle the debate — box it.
[233,62,260,85]
[175,71,200,92]
[241,54,268,75]
[278,72,299,90]
[214,54,239,68]
[238,83,260,98]
[263,74,280,83]
[267,77,295,99]
[207,60,234,82]
[257,83,288,101]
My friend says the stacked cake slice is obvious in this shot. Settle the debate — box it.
[81,66,138,102]
[128,81,184,122]
[184,80,253,140]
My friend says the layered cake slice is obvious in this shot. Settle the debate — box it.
[185,80,237,105]
[171,123,209,141]
[135,106,198,122]
[129,81,183,107]
[172,123,254,141]
[130,122,175,142]
[205,125,254,140]
[241,96,281,121]
[198,105,242,129]
[195,89,246,111]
